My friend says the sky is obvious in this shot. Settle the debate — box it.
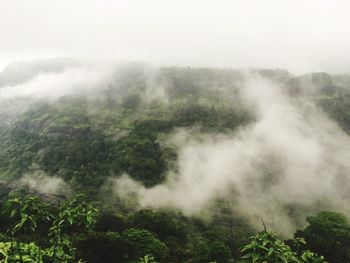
[1,0,350,74]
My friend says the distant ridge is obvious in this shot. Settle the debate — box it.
[0,58,350,96]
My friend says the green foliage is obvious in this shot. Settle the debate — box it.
[0,74,252,189]
[1,66,348,263]
[317,95,350,133]
[239,232,327,263]
[0,123,118,188]
[240,232,299,263]
[170,103,251,131]
[122,94,142,112]
[4,195,52,235]
[122,228,168,261]
[290,238,327,263]
[208,240,232,263]
[128,209,187,240]
[163,236,191,262]
[74,231,125,263]
[115,131,166,187]
[0,241,45,262]
[94,212,126,233]
[188,238,211,263]
[52,194,98,233]
[138,254,158,263]
[0,193,333,263]
[295,211,350,263]
[48,194,98,262]
[0,194,98,263]
[300,250,327,263]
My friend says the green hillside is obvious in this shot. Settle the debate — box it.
[0,60,350,262]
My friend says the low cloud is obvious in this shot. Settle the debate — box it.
[112,73,350,236]
[14,169,70,196]
[0,65,114,100]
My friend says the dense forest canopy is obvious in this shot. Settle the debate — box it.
[1,59,350,262]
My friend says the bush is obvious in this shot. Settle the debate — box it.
[122,228,168,261]
[295,211,350,263]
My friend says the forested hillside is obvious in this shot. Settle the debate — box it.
[1,59,350,262]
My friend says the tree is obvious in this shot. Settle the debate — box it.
[128,209,187,240]
[74,231,126,263]
[116,131,166,187]
[240,232,300,263]
[47,194,98,262]
[4,195,52,236]
[209,240,231,263]
[1,194,98,263]
[295,211,350,263]
[122,228,168,261]
[239,231,327,263]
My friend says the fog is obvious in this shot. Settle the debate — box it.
[1,58,350,237]
[1,58,350,235]
[112,73,350,236]
[0,66,114,100]
[2,0,350,237]
[16,171,70,196]
[1,0,350,74]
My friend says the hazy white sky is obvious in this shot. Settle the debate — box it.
[1,0,350,74]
